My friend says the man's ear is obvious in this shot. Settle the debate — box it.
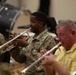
[72,30,76,35]
[39,21,44,27]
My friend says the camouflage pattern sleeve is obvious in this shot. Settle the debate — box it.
[0,33,5,45]
[10,47,27,63]
[0,33,6,54]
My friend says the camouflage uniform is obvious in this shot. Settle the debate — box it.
[11,29,56,75]
[0,33,7,61]
[0,33,11,75]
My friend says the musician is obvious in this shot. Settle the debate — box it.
[40,20,76,75]
[38,0,50,16]
[10,11,56,75]
[0,33,11,75]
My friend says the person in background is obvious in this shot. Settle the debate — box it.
[38,0,51,16]
[10,11,56,75]
[40,20,76,75]
[0,33,11,75]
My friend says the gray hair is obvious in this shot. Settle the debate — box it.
[56,20,76,31]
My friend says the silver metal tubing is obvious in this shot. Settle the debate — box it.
[0,28,31,49]
[21,42,61,73]
[71,71,76,75]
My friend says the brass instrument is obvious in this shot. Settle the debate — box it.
[71,71,76,75]
[20,42,76,75]
[0,28,31,52]
[20,42,61,74]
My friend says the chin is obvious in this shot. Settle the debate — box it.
[62,44,66,48]
[30,29,34,33]
[63,45,69,50]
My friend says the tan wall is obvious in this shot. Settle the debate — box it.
[6,0,76,21]
[51,0,76,21]
[6,0,19,7]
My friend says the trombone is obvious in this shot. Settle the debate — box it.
[0,28,31,52]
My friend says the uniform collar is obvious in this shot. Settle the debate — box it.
[33,29,48,41]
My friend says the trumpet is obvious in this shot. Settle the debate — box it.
[21,42,61,74]
[20,42,76,75]
[0,28,31,51]
[71,71,76,75]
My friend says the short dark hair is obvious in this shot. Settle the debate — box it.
[56,20,76,30]
[31,12,47,23]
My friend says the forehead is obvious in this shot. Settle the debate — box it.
[56,25,67,33]
[30,15,37,20]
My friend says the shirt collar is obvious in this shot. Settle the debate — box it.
[66,43,76,53]
[33,29,48,41]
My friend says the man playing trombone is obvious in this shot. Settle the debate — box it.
[10,12,56,75]
[40,20,76,75]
